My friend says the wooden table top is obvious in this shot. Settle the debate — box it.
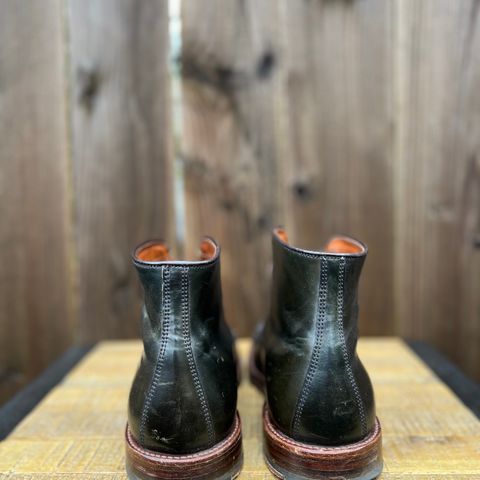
[0,338,479,479]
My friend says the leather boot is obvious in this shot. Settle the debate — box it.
[125,237,243,480]
[250,228,382,480]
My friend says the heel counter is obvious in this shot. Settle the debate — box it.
[290,348,376,446]
[193,339,238,443]
[354,356,377,432]
[265,345,311,437]
[290,367,365,445]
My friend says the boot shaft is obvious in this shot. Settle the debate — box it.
[134,249,224,355]
[270,229,366,345]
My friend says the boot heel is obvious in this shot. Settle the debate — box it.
[263,406,382,480]
[126,413,243,480]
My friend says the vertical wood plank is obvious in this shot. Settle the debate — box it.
[277,0,395,336]
[0,0,74,402]
[181,0,394,336]
[68,0,172,341]
[394,0,480,380]
[182,0,284,335]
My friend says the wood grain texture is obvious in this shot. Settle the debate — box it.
[181,0,480,380]
[68,0,173,341]
[0,339,479,478]
[0,0,74,403]
[393,0,480,381]
[181,0,395,337]
[181,0,280,336]
[276,0,395,338]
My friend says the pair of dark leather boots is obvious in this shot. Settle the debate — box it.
[125,228,383,480]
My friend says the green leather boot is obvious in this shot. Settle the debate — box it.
[250,228,382,480]
[125,238,242,480]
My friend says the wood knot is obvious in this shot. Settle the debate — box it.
[256,50,276,80]
[473,232,480,249]
[77,67,101,112]
[292,179,313,201]
[256,213,271,230]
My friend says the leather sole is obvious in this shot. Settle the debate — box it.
[263,406,383,480]
[125,412,243,480]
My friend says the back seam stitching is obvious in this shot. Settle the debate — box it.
[139,266,171,444]
[291,257,328,434]
[181,267,215,444]
[338,257,367,435]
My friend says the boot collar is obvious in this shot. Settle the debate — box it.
[272,227,367,259]
[132,237,220,269]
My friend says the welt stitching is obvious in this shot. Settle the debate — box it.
[337,257,367,435]
[291,257,328,434]
[140,266,171,444]
[181,267,215,443]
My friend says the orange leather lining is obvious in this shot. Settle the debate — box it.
[136,243,170,262]
[275,228,289,243]
[324,238,362,254]
[199,239,216,260]
[135,239,217,262]
[274,227,363,254]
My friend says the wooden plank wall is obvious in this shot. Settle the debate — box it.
[393,0,480,383]
[0,0,478,404]
[0,0,74,402]
[68,0,172,342]
[181,0,480,380]
[0,0,172,403]
[182,0,395,339]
